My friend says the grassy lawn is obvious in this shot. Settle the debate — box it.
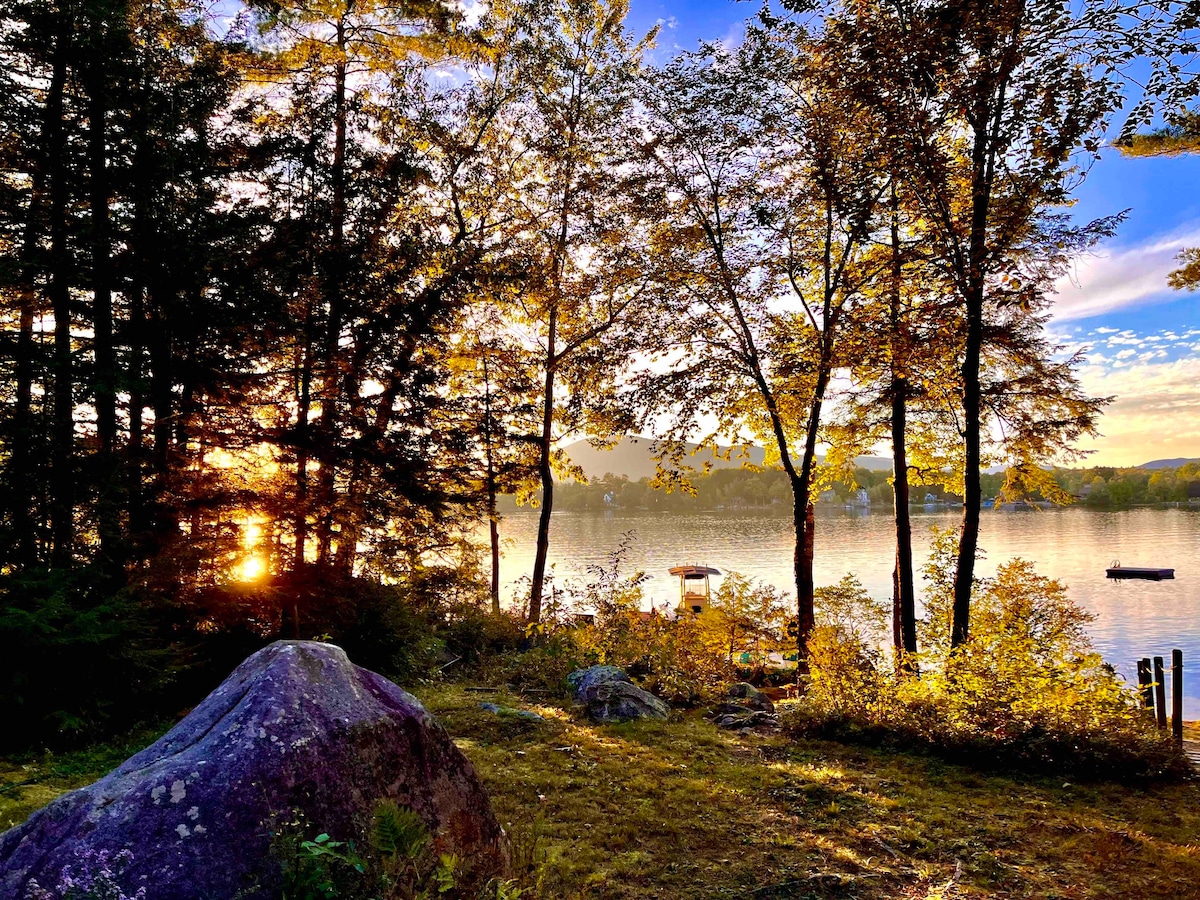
[418,685,1200,900]
[5,686,1200,899]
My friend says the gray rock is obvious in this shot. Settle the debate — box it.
[715,709,780,731]
[582,680,669,723]
[0,641,508,899]
[479,702,544,722]
[725,682,775,713]
[566,666,667,723]
[565,665,632,700]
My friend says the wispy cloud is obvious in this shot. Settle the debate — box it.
[1049,224,1200,321]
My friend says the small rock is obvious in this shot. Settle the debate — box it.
[725,683,775,713]
[566,665,632,700]
[584,680,670,722]
[479,702,544,722]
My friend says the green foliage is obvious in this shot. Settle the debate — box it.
[1117,109,1200,157]
[787,545,1188,780]
[275,820,368,900]
[477,535,737,702]
[0,570,176,750]
[1168,247,1200,292]
[275,802,465,900]
[806,575,889,716]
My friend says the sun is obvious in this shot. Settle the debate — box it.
[238,555,267,582]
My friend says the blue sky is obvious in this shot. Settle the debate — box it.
[626,0,1200,467]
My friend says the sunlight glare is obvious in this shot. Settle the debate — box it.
[238,555,266,582]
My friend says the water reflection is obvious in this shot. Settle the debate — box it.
[496,506,1200,715]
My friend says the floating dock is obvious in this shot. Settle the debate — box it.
[1106,566,1175,580]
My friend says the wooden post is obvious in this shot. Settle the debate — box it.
[1172,648,1183,745]
[1154,656,1168,730]
[1138,658,1154,709]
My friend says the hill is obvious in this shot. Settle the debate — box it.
[1139,458,1200,470]
[563,436,892,481]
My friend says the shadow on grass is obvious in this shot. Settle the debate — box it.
[421,683,1200,900]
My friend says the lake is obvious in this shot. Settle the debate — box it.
[494,506,1200,715]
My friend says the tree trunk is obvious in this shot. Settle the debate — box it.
[8,54,58,568]
[951,92,996,648]
[952,292,983,647]
[47,19,73,569]
[87,39,123,577]
[314,23,350,565]
[148,311,175,538]
[888,191,918,667]
[528,307,557,626]
[792,342,834,672]
[891,378,918,663]
[482,352,501,613]
[294,316,314,570]
[127,284,146,543]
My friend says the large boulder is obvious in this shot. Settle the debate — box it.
[567,666,668,723]
[0,641,507,899]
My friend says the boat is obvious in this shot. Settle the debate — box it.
[1106,560,1175,580]
[670,564,720,615]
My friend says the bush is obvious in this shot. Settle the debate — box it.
[474,536,738,703]
[786,538,1189,780]
[0,569,176,750]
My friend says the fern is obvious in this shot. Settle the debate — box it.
[372,800,431,862]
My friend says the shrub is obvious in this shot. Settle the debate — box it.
[786,539,1189,780]
[0,569,176,750]
[475,536,739,704]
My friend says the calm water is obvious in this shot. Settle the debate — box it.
[494,506,1200,715]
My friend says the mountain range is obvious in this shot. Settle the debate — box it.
[1138,458,1200,470]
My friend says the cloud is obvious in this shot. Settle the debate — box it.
[1072,355,1200,465]
[1049,224,1200,321]
[715,19,745,50]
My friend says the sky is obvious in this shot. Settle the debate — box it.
[625,0,1200,468]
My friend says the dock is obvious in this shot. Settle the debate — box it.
[1106,566,1175,580]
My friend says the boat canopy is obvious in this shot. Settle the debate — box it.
[669,565,721,578]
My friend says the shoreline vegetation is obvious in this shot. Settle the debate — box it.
[503,461,1200,514]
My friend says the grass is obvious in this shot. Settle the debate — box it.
[419,685,1200,900]
[5,689,1200,899]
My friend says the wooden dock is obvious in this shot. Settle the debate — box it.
[1106,566,1174,580]
[1184,740,1200,771]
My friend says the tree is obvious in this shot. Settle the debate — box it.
[1119,109,1200,291]
[488,0,654,625]
[834,187,959,668]
[701,571,789,662]
[832,0,1131,646]
[240,0,488,577]
[629,34,884,667]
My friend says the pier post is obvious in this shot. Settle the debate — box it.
[1172,649,1183,746]
[1137,658,1153,709]
[1154,656,1168,730]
